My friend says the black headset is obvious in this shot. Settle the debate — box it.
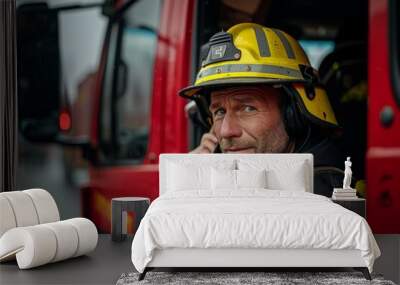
[281,85,308,140]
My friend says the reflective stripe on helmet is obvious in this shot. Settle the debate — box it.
[271,28,296,59]
[197,63,303,81]
[253,26,271,57]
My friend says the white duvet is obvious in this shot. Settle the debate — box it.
[131,190,380,273]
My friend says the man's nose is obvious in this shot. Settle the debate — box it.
[220,113,242,139]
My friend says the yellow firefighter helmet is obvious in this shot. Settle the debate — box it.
[179,23,338,129]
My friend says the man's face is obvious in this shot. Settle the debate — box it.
[209,86,290,153]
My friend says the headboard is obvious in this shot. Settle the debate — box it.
[159,153,313,195]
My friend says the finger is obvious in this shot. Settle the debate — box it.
[209,124,216,136]
[202,139,217,153]
[189,146,204,154]
[202,133,218,144]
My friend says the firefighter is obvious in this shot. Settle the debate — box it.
[179,23,345,197]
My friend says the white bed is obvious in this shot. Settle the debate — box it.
[131,154,380,280]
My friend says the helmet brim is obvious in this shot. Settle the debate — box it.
[179,77,306,99]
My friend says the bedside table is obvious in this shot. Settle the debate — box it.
[331,198,366,218]
[111,197,150,242]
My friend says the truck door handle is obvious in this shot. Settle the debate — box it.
[117,60,128,98]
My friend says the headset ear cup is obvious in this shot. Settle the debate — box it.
[284,104,295,138]
[283,87,307,139]
[292,102,306,137]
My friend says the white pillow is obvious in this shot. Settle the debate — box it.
[166,159,237,192]
[167,162,210,191]
[236,169,267,189]
[268,166,306,191]
[238,160,307,191]
[211,168,236,190]
[267,161,306,191]
[211,168,267,190]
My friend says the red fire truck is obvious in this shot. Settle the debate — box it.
[17,0,400,234]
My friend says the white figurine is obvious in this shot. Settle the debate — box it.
[343,157,353,189]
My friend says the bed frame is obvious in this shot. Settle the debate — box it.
[140,248,371,280]
[139,154,371,281]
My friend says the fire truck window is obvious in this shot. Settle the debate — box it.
[100,0,162,163]
[298,40,335,69]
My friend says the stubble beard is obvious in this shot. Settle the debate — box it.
[257,119,290,153]
[221,120,290,153]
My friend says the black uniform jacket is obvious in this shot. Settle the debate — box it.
[301,137,346,197]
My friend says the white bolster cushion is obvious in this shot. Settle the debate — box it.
[0,196,17,237]
[65,218,98,257]
[0,191,39,227]
[23,189,60,224]
[0,189,60,237]
[42,221,79,262]
[0,226,57,268]
[0,218,98,269]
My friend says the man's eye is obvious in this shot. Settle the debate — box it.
[213,108,225,117]
[243,105,257,112]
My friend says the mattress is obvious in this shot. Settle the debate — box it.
[131,190,380,273]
